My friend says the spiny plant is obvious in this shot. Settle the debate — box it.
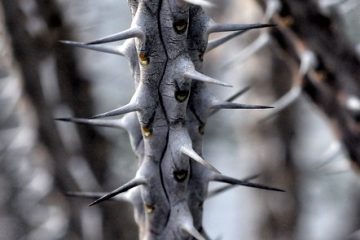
[57,0,284,239]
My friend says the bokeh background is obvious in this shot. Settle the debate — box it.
[0,0,360,239]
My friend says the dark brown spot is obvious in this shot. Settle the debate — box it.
[173,19,188,34]
[144,204,155,214]
[175,89,189,102]
[173,170,188,182]
[142,126,153,138]
[199,53,204,62]
[139,51,149,65]
[198,124,205,135]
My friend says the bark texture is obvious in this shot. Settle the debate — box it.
[58,0,283,239]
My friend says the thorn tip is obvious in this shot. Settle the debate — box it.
[89,178,146,206]
[211,174,285,192]
[91,103,140,119]
[184,70,232,87]
[86,27,144,45]
[181,146,220,173]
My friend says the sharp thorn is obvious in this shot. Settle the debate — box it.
[207,23,275,34]
[66,191,128,202]
[59,40,124,56]
[211,102,273,110]
[55,117,125,129]
[183,0,214,7]
[91,103,140,119]
[181,146,221,173]
[209,86,251,117]
[86,27,144,45]
[206,30,248,53]
[89,178,146,206]
[241,173,261,182]
[182,223,206,240]
[207,174,260,199]
[226,86,251,102]
[66,191,107,199]
[184,70,232,87]
[211,174,285,192]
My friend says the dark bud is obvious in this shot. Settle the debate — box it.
[144,204,155,214]
[173,19,188,34]
[173,169,188,182]
[142,126,153,138]
[139,51,149,65]
[175,89,190,102]
[198,124,205,135]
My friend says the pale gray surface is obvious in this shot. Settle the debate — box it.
[2,0,358,239]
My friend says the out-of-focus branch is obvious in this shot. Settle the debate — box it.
[257,0,360,170]
[0,2,76,238]
[1,0,137,239]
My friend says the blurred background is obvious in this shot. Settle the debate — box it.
[0,0,359,239]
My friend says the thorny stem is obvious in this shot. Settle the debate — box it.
[60,0,284,239]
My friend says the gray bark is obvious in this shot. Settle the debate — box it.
[58,1,283,239]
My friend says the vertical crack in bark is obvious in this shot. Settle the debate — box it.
[156,0,172,229]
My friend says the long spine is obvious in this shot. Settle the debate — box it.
[59,1,282,239]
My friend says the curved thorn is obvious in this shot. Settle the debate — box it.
[314,141,343,170]
[59,40,124,56]
[55,117,125,129]
[211,174,285,192]
[181,146,220,173]
[206,30,248,53]
[89,178,146,206]
[207,174,259,199]
[210,102,273,110]
[207,23,275,35]
[219,33,271,71]
[86,27,144,45]
[182,223,206,240]
[259,86,302,122]
[91,103,140,119]
[184,70,232,87]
